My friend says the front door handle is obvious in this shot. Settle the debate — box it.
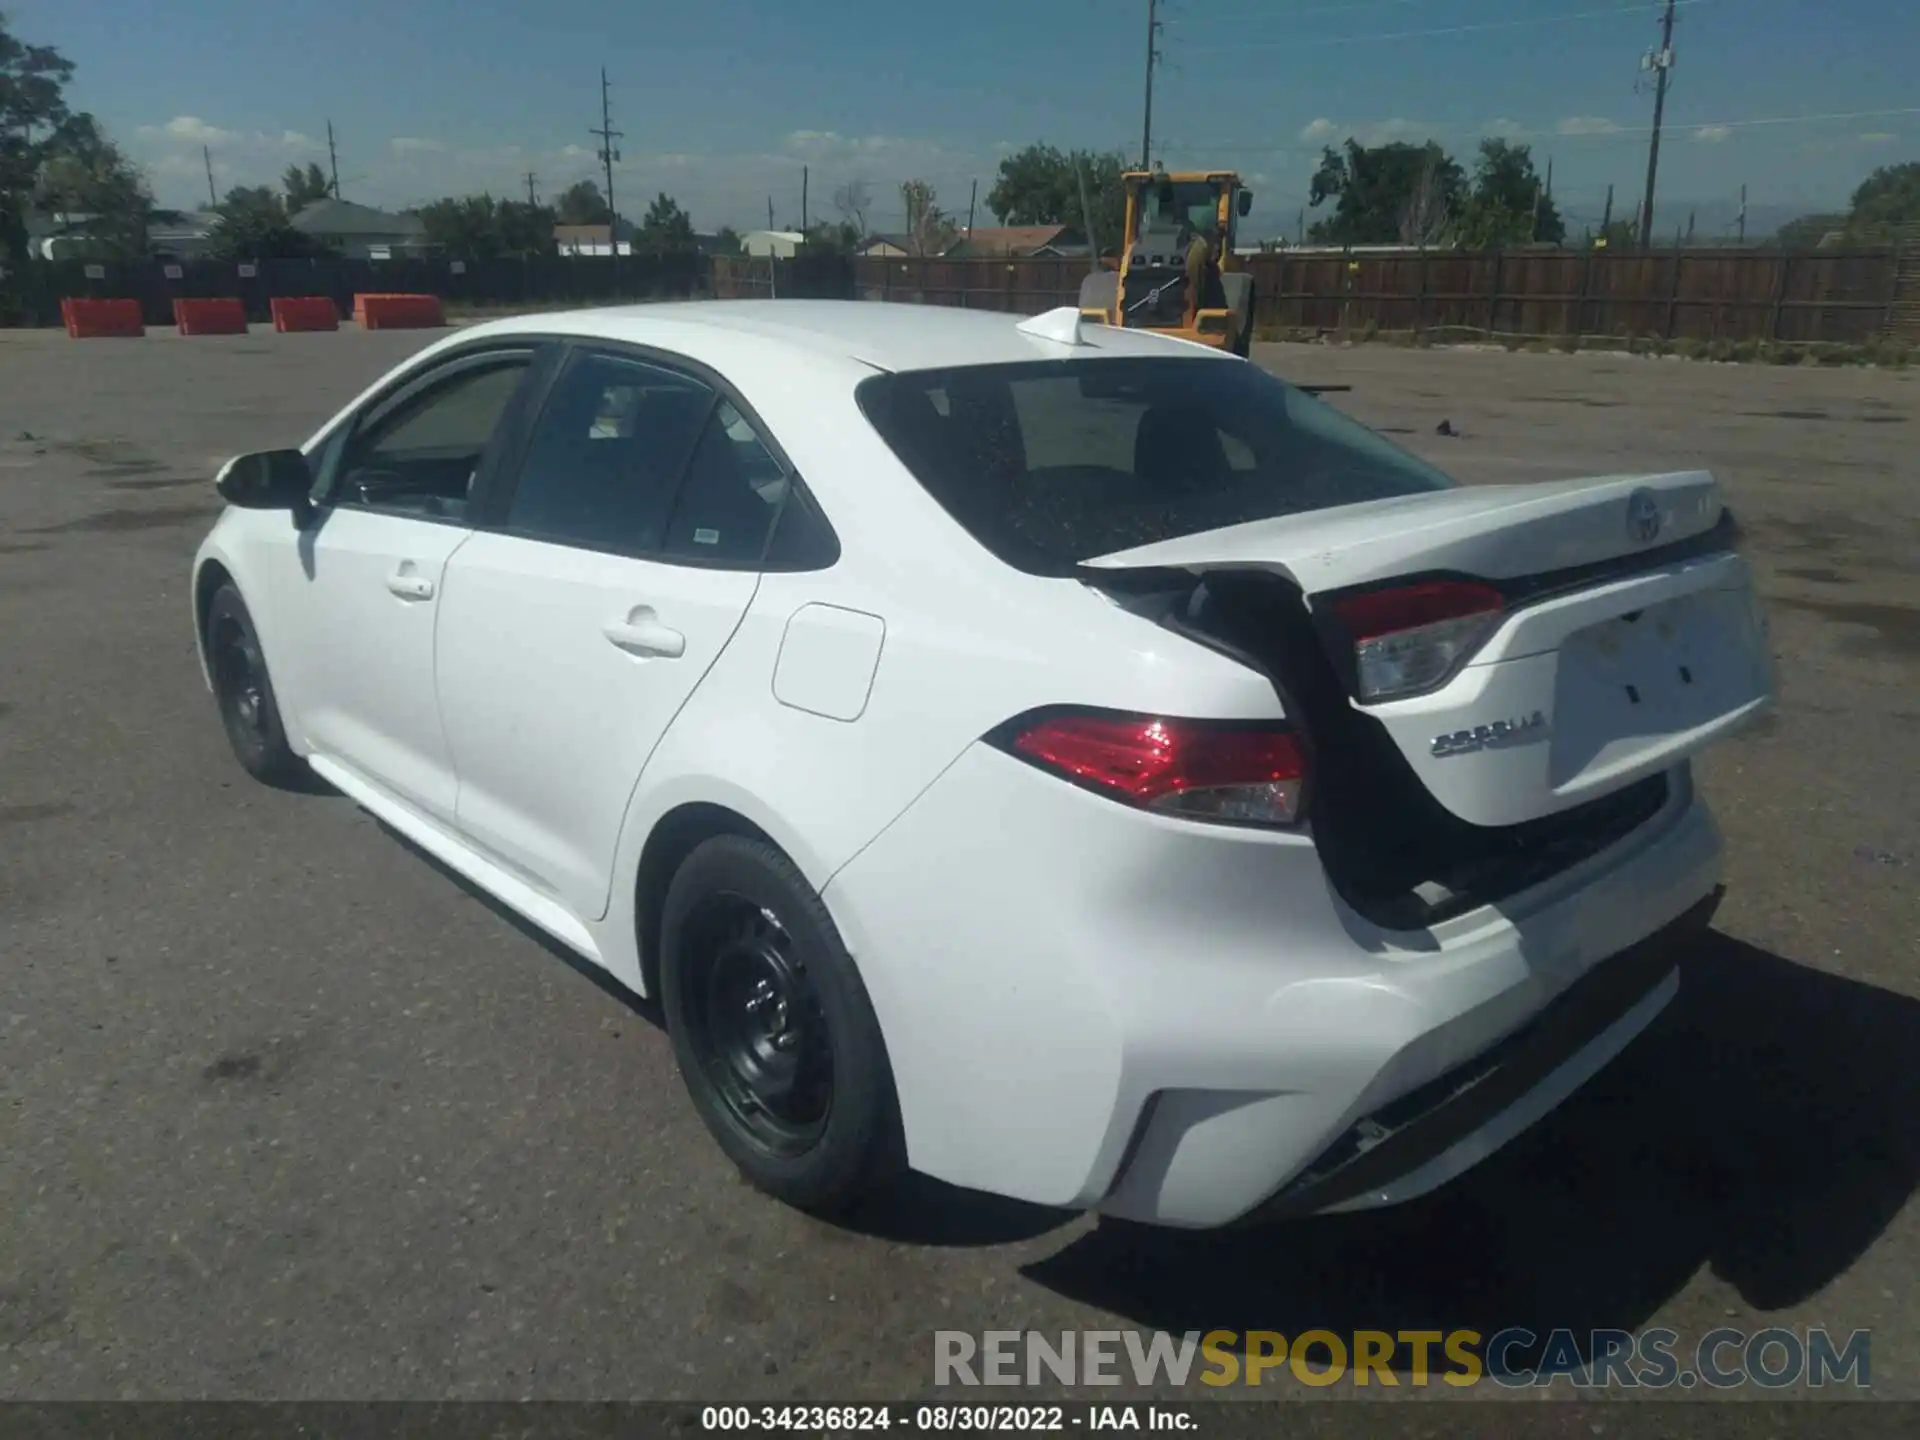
[603,607,685,659]
[386,564,434,601]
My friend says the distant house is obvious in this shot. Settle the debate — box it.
[289,198,429,260]
[948,225,1088,259]
[740,229,806,258]
[26,208,220,261]
[554,222,639,257]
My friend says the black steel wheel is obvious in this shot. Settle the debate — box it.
[661,834,903,1212]
[205,583,306,788]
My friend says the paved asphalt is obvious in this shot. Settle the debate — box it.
[0,322,1915,1405]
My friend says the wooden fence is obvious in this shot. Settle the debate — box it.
[15,244,1907,344]
[724,245,1908,346]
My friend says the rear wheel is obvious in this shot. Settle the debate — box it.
[206,583,306,788]
[1233,291,1256,358]
[661,835,904,1212]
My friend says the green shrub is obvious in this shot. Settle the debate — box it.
[1730,339,1760,363]
[1707,338,1735,362]
[1677,337,1710,361]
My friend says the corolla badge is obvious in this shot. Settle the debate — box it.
[1431,710,1548,758]
[1627,487,1663,545]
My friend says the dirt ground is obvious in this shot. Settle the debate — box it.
[0,322,1914,1405]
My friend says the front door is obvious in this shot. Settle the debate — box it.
[274,348,538,824]
[435,347,786,921]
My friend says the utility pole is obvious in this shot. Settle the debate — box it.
[802,165,809,233]
[1738,183,1747,244]
[767,196,775,230]
[1140,0,1162,170]
[526,171,539,207]
[967,178,978,240]
[1601,182,1614,238]
[1637,0,1678,249]
[326,120,341,199]
[589,68,623,241]
[203,146,217,207]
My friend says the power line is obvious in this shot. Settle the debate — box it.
[1169,105,1920,156]
[1183,0,1711,55]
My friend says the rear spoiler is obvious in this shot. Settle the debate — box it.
[1299,384,1352,395]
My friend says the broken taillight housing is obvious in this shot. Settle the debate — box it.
[1332,580,1505,702]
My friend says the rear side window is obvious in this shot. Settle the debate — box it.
[856,358,1456,575]
[662,400,787,564]
[505,351,713,554]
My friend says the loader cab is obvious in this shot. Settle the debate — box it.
[1112,168,1255,342]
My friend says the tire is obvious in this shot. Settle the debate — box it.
[660,834,905,1213]
[1233,289,1256,358]
[205,583,307,789]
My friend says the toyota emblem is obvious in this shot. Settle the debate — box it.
[1626,488,1662,545]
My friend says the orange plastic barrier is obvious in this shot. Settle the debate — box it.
[173,297,249,335]
[355,292,445,329]
[271,296,341,332]
[60,298,145,338]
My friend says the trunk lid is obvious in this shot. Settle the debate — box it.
[1086,470,1775,830]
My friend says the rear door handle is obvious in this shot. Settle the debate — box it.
[603,608,685,659]
[386,565,435,601]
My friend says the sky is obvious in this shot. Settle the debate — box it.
[13,0,1920,238]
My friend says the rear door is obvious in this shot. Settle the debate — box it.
[1087,471,1774,827]
[434,345,788,922]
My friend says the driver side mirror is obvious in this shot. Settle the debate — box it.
[1237,189,1254,218]
[215,450,313,510]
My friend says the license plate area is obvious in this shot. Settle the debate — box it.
[1549,586,1767,786]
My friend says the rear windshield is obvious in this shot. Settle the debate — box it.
[856,358,1456,574]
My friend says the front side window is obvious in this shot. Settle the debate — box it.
[336,356,532,520]
[857,358,1457,575]
[505,351,714,554]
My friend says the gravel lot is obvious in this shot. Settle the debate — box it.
[0,322,1915,1403]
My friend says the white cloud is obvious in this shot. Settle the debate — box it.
[138,115,238,146]
[1858,131,1897,144]
[1556,115,1621,136]
[389,137,445,154]
[1482,117,1531,139]
[1691,124,1733,144]
[279,131,315,149]
[1299,118,1338,144]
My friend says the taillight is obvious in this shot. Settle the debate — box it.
[1332,580,1504,702]
[992,710,1306,826]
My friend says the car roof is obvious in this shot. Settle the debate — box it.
[461,299,1237,375]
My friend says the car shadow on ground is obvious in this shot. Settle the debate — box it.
[1017,930,1920,1369]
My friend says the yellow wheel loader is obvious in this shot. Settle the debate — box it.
[1078,165,1257,357]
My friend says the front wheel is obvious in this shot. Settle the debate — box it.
[205,583,307,789]
[660,835,904,1213]
[1233,293,1256,358]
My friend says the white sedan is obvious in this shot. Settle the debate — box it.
[192,300,1774,1228]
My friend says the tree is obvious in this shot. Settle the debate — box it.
[798,219,861,254]
[986,143,1128,253]
[283,162,331,214]
[1846,161,1920,240]
[555,178,613,226]
[831,179,871,239]
[33,112,152,258]
[1454,138,1563,248]
[415,194,555,258]
[1767,212,1847,250]
[899,178,957,257]
[711,225,742,256]
[1308,138,1463,246]
[207,183,331,261]
[1,14,79,269]
[635,191,695,255]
